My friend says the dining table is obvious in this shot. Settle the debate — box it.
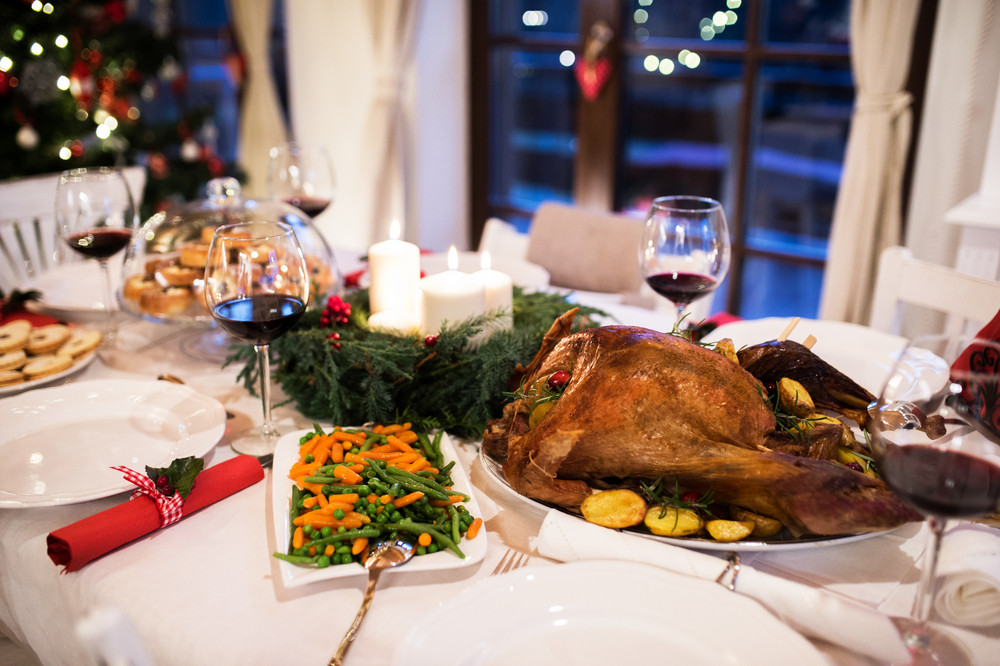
[1,278,998,665]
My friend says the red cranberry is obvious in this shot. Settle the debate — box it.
[424,334,439,347]
[547,370,571,390]
[680,491,700,503]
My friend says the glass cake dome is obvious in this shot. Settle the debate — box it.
[120,178,341,323]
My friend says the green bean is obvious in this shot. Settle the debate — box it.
[288,486,302,552]
[305,526,381,549]
[273,553,317,564]
[303,475,336,484]
[385,520,464,558]
[447,505,461,544]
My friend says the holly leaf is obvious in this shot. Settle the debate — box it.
[145,456,205,499]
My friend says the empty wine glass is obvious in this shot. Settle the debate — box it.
[55,167,138,344]
[204,221,310,458]
[869,334,1000,664]
[267,142,337,217]
[637,196,731,326]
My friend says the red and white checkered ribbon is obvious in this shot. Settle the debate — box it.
[112,466,184,527]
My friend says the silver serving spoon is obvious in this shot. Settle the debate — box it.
[329,539,415,666]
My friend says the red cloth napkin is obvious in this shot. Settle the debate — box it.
[47,456,264,572]
[951,308,1000,439]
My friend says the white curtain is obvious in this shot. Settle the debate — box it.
[818,0,921,323]
[356,0,421,244]
[229,0,288,198]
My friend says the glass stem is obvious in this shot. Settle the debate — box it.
[98,259,118,343]
[906,517,947,652]
[255,344,278,438]
[674,303,687,327]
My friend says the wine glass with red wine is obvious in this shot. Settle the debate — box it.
[267,142,337,217]
[55,167,138,344]
[204,221,310,458]
[870,334,1000,664]
[637,196,731,327]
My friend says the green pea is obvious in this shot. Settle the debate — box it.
[376,513,387,524]
[321,526,333,538]
[302,524,314,536]
[337,526,346,533]
[416,546,427,556]
[333,508,346,520]
[358,484,371,495]
[427,544,439,554]
[304,454,314,464]
[317,555,331,568]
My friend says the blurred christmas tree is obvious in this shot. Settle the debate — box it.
[0,0,243,219]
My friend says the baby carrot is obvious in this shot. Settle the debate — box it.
[392,491,425,509]
[466,517,483,540]
[332,465,363,485]
[292,526,305,549]
[351,537,369,555]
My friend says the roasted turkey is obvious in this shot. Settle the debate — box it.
[483,310,921,536]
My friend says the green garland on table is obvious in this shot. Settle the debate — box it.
[225,287,606,439]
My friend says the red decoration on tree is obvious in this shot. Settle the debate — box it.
[424,334,439,347]
[320,295,351,328]
[327,332,341,350]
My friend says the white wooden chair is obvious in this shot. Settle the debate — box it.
[868,246,1000,336]
[0,166,146,293]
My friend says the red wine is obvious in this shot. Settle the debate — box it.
[283,196,330,217]
[65,228,132,260]
[212,294,306,344]
[645,272,718,307]
[880,445,1000,518]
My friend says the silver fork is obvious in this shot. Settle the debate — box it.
[490,548,530,576]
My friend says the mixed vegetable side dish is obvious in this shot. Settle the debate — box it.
[275,423,483,568]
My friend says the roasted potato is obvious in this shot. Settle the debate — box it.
[705,519,755,542]
[528,400,555,428]
[778,377,815,417]
[835,445,879,478]
[714,338,739,364]
[643,506,703,537]
[580,489,647,528]
[729,506,783,538]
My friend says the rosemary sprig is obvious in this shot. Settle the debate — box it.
[639,478,716,518]
[755,385,824,442]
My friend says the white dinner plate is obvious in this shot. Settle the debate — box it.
[392,560,825,666]
[22,260,124,322]
[0,349,97,398]
[271,428,487,588]
[0,379,226,507]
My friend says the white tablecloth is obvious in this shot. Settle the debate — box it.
[0,308,998,665]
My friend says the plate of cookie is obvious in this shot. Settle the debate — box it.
[0,320,102,396]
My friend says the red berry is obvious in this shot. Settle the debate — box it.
[680,491,700,503]
[424,334,439,347]
[161,483,175,496]
[547,370,571,390]
[156,475,168,487]
[846,462,864,473]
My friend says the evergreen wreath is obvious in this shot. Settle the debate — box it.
[227,287,605,439]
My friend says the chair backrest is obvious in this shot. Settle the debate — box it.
[0,166,147,292]
[525,202,644,294]
[868,246,1000,336]
[477,217,529,262]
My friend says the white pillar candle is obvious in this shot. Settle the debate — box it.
[419,246,486,335]
[367,310,420,336]
[368,220,420,315]
[475,251,513,332]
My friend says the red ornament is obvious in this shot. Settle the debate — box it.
[424,334,439,347]
[343,268,365,289]
[327,331,341,350]
[574,57,612,102]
